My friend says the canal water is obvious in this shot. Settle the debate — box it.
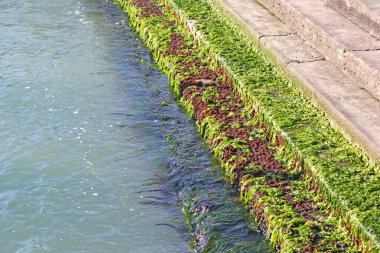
[0,0,271,252]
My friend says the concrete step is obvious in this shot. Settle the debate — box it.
[214,0,380,161]
[255,0,380,101]
[325,0,380,39]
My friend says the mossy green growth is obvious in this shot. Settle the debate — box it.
[162,0,380,251]
[160,115,171,121]
[114,0,377,251]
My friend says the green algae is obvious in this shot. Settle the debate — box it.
[114,0,379,251]
[161,0,380,251]
[160,115,171,121]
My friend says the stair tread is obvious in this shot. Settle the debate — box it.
[326,0,380,38]
[217,0,380,160]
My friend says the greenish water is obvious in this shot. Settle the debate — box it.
[0,0,271,252]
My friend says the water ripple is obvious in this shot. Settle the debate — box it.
[0,0,272,252]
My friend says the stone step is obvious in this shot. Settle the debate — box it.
[214,0,380,161]
[325,0,380,39]
[255,0,380,101]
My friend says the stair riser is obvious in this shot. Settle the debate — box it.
[257,0,380,100]
[325,0,380,39]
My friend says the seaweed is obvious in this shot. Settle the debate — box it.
[114,0,380,251]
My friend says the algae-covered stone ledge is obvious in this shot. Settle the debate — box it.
[114,0,380,252]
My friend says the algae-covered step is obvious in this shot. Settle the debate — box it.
[114,0,380,252]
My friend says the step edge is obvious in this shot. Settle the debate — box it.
[256,0,380,101]
[214,0,380,163]
[325,0,380,39]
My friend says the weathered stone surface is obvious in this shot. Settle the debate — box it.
[326,0,380,39]
[344,50,380,99]
[215,0,293,37]
[288,60,380,160]
[257,0,380,51]
[255,0,380,101]
[260,34,324,64]
[217,0,324,64]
